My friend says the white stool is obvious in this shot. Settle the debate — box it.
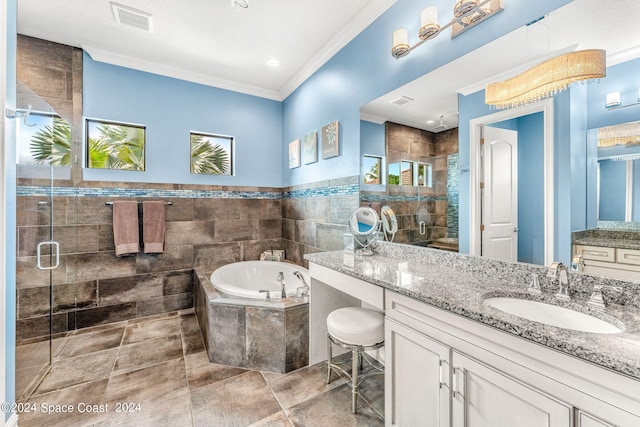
[326,307,384,414]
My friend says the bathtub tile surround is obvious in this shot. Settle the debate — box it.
[16,310,383,426]
[306,242,640,378]
[194,268,310,374]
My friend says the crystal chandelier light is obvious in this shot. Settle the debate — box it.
[485,49,606,109]
[597,120,640,148]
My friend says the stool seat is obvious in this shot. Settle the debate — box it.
[327,307,384,347]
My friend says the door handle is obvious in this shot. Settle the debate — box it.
[452,367,464,398]
[37,241,60,270]
[513,227,519,232]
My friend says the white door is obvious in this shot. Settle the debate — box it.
[385,318,451,427]
[451,351,572,427]
[482,126,518,261]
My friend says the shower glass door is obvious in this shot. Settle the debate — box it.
[14,82,77,401]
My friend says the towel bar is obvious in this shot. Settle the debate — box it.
[105,201,173,206]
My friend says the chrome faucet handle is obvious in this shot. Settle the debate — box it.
[527,273,542,296]
[277,271,284,282]
[548,262,570,300]
[587,285,606,310]
[259,290,271,301]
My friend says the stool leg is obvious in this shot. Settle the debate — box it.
[351,348,359,414]
[326,334,332,384]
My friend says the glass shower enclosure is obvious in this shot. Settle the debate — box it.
[14,80,78,401]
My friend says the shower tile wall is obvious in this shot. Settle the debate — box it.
[16,188,284,343]
[361,123,459,245]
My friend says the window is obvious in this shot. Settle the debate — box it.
[415,162,433,187]
[85,119,146,171]
[17,113,71,166]
[362,155,382,184]
[190,132,233,175]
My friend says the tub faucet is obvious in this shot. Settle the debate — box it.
[277,272,286,299]
[293,271,309,298]
[547,262,570,300]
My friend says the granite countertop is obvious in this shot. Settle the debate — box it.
[573,237,640,251]
[305,249,640,381]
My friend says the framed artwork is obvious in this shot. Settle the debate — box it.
[302,131,318,164]
[321,121,339,159]
[190,131,233,175]
[289,139,301,168]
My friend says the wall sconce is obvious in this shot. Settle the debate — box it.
[392,0,503,59]
[605,88,640,110]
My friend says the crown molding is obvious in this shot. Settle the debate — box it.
[83,46,282,101]
[279,0,397,100]
[607,45,640,67]
[360,112,387,124]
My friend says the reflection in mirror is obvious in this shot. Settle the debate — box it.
[594,120,640,223]
[360,121,459,250]
[348,206,380,255]
[362,155,383,185]
[381,205,398,242]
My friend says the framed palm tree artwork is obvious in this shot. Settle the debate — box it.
[321,121,339,159]
[190,132,233,175]
[85,118,146,170]
[289,139,301,169]
[302,131,317,164]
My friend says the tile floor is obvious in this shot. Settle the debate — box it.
[16,309,384,426]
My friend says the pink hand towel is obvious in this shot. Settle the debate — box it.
[112,201,140,257]
[143,201,166,253]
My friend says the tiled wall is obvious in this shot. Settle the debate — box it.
[16,186,284,343]
[282,176,360,268]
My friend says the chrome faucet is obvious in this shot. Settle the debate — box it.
[293,271,310,298]
[277,271,286,298]
[547,262,570,300]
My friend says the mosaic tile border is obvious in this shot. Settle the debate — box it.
[17,183,360,200]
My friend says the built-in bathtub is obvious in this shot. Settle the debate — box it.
[194,262,310,374]
[210,260,308,299]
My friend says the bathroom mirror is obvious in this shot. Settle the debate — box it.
[591,120,640,224]
[348,206,381,255]
[359,0,640,264]
[381,206,398,242]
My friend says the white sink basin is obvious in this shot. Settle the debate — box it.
[484,297,623,334]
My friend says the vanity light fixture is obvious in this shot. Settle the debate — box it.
[597,120,640,148]
[391,0,503,59]
[485,49,606,109]
[605,88,640,110]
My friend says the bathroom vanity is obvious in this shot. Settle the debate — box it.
[573,229,640,282]
[305,243,640,427]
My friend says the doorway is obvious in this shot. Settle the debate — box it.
[469,99,555,266]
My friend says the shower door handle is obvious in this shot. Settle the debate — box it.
[36,241,60,270]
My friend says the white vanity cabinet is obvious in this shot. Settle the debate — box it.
[385,318,450,427]
[384,290,640,427]
[450,351,571,427]
[574,244,640,281]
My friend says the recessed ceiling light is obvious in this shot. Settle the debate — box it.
[426,120,435,124]
[267,58,280,67]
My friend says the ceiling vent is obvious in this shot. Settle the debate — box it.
[390,95,414,106]
[110,2,153,32]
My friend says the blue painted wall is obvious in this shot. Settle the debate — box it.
[5,0,17,417]
[634,159,640,221]
[587,57,640,130]
[282,0,572,187]
[599,159,627,221]
[83,54,283,187]
[360,120,385,157]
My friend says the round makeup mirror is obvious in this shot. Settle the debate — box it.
[348,206,381,255]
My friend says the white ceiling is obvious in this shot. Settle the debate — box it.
[361,0,640,132]
[17,0,395,101]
